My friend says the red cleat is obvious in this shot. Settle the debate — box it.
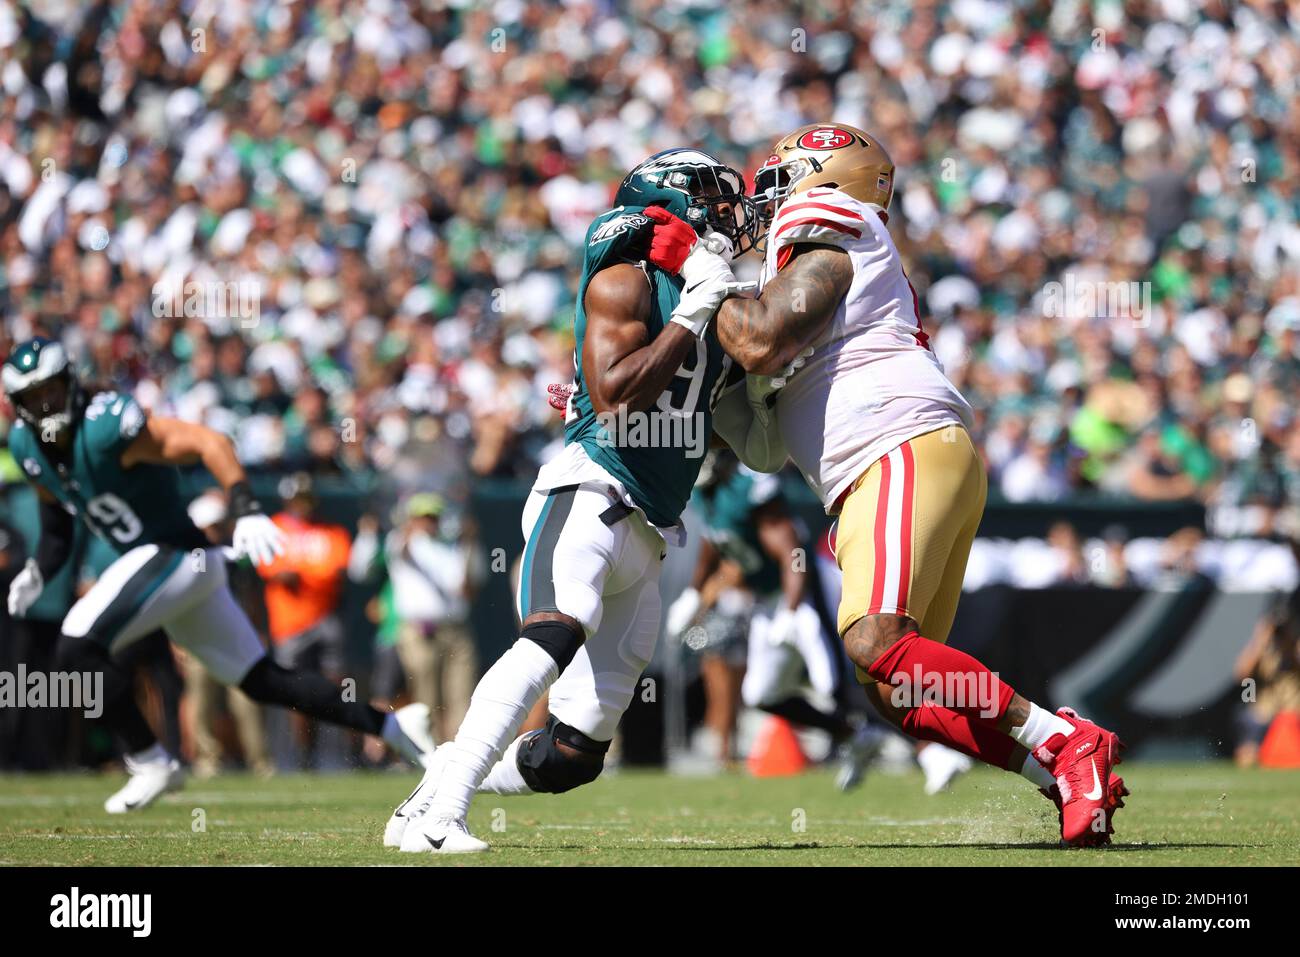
[1041,773,1128,845]
[1033,707,1127,847]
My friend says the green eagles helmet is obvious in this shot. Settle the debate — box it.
[614,148,758,255]
[3,337,83,441]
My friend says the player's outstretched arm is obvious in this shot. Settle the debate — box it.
[582,263,699,416]
[120,416,285,566]
[716,244,852,375]
[121,415,248,489]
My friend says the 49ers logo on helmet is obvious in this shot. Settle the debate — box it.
[797,127,854,151]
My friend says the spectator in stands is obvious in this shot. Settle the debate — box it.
[1089,524,1134,589]
[255,473,353,768]
[349,494,481,743]
[3,0,1298,520]
[1235,578,1300,767]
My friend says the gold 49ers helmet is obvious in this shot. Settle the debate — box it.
[753,123,895,229]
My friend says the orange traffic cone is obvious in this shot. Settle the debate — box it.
[1258,710,1300,769]
[747,716,809,777]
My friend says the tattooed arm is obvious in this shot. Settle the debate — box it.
[715,244,853,375]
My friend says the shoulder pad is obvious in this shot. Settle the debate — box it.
[83,391,146,455]
[770,188,873,261]
[585,206,654,271]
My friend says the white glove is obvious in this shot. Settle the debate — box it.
[232,514,287,567]
[766,605,799,647]
[665,587,702,640]
[671,236,739,337]
[7,559,43,617]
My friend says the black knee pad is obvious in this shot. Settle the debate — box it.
[516,715,609,794]
[522,619,584,671]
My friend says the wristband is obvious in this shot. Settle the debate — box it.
[228,480,263,519]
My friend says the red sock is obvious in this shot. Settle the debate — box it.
[866,631,1015,726]
[902,704,1019,770]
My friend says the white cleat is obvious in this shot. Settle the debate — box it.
[382,703,436,768]
[835,721,886,792]
[401,814,489,854]
[383,761,442,848]
[104,753,185,814]
[919,743,974,795]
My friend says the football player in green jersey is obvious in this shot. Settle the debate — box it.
[4,337,434,812]
[391,148,776,852]
[668,452,888,788]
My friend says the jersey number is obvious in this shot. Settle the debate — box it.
[86,493,143,544]
[656,340,708,417]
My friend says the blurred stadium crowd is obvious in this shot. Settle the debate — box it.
[0,0,1298,530]
[3,0,1300,777]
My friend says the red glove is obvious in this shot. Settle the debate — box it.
[547,382,574,413]
[644,206,697,274]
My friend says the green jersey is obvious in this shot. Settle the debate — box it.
[697,466,784,595]
[9,391,206,556]
[565,205,735,526]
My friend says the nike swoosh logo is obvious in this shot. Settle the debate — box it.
[426,835,446,850]
[685,281,704,294]
[1083,759,1103,801]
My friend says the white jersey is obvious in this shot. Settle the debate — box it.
[759,187,973,511]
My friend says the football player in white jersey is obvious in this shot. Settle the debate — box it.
[645,124,1129,846]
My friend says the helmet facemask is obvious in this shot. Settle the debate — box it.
[652,161,760,256]
[752,156,822,252]
[11,370,77,443]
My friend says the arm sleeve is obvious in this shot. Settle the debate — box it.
[711,381,789,473]
[35,497,75,579]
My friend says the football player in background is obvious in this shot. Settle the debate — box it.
[3,337,434,812]
[388,149,760,853]
[645,124,1128,846]
[668,451,884,786]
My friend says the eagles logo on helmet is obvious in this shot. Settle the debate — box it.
[613,148,759,255]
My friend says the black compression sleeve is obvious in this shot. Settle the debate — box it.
[228,480,262,519]
[35,496,75,579]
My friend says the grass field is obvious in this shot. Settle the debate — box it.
[0,762,1297,866]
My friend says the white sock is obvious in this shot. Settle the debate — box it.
[428,638,558,820]
[128,743,169,767]
[1008,702,1074,751]
[479,733,536,796]
[1019,753,1056,789]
